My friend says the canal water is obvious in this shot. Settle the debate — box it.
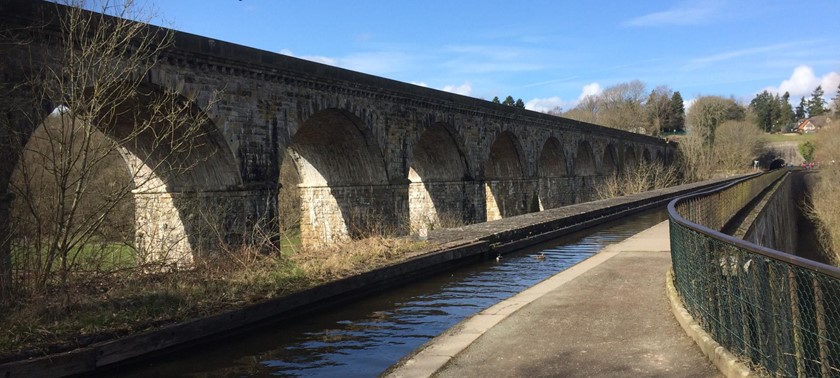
[120,209,669,377]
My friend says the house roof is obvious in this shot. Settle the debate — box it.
[796,119,814,131]
[795,116,834,132]
[810,115,832,128]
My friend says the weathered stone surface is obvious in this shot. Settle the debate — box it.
[0,0,676,260]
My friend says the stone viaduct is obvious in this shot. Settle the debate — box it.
[0,1,675,266]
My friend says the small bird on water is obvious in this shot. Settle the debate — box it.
[495,254,502,262]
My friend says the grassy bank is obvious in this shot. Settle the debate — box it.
[805,126,840,264]
[763,132,818,143]
[0,236,428,363]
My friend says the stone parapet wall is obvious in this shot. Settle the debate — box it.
[741,173,797,253]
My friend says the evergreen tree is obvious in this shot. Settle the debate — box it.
[780,92,795,132]
[834,84,840,116]
[502,95,516,106]
[749,90,776,132]
[667,91,685,132]
[491,96,500,104]
[795,97,807,120]
[808,85,828,117]
[724,97,747,121]
[515,98,525,109]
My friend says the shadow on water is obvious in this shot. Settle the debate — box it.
[118,209,669,377]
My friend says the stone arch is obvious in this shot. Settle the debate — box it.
[601,143,618,176]
[624,145,637,171]
[408,122,471,235]
[288,108,391,248]
[484,130,532,220]
[9,84,242,268]
[537,137,568,210]
[643,148,652,163]
[656,150,665,163]
[120,87,241,267]
[575,141,596,176]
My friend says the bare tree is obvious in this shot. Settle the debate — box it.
[277,151,301,249]
[645,85,672,135]
[686,96,746,146]
[595,160,681,199]
[713,120,764,172]
[564,95,599,124]
[677,118,763,182]
[5,0,218,297]
[564,80,651,134]
[597,80,648,132]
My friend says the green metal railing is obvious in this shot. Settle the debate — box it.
[669,170,840,377]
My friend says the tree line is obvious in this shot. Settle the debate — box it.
[491,95,526,109]
[529,81,839,136]
[751,84,839,133]
[540,80,686,136]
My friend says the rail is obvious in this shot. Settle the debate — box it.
[668,169,840,377]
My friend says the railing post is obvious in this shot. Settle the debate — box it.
[736,252,752,357]
[768,263,790,374]
[812,276,830,377]
[788,268,806,378]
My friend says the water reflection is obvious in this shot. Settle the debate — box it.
[121,210,668,377]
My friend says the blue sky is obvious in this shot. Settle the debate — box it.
[144,0,840,112]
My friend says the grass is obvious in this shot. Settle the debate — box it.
[763,132,818,143]
[12,242,138,273]
[0,234,430,363]
[279,228,302,254]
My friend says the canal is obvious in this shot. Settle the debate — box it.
[118,209,669,377]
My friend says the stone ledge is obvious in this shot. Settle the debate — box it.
[665,269,755,378]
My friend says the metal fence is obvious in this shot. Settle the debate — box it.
[669,170,840,377]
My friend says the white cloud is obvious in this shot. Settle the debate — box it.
[524,83,606,113]
[765,65,840,101]
[623,1,721,27]
[579,83,603,101]
[690,42,801,67]
[410,82,428,87]
[683,98,697,111]
[525,97,567,113]
[442,82,473,96]
[279,49,338,66]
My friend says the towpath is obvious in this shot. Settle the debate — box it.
[386,220,721,377]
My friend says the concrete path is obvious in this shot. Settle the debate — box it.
[385,221,721,378]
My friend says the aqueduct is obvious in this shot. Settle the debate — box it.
[0,1,675,265]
